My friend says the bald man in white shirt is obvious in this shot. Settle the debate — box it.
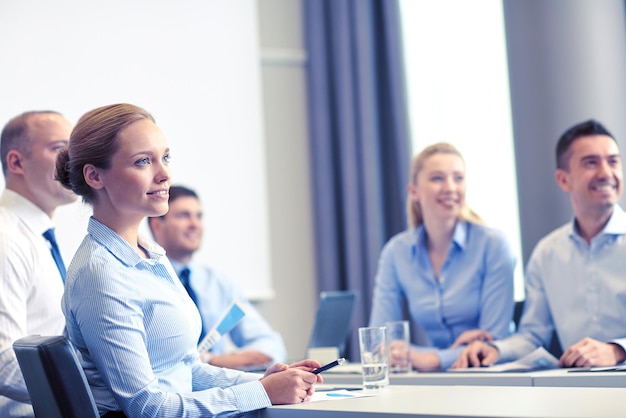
[0,111,76,417]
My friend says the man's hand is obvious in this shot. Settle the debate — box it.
[559,337,626,368]
[206,350,272,369]
[451,340,500,369]
[450,329,494,348]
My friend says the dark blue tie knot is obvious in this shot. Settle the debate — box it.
[43,228,66,283]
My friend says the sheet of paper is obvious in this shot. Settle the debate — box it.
[310,389,374,402]
[452,346,559,372]
[569,363,626,373]
[197,301,247,354]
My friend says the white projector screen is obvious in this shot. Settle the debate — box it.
[0,0,274,299]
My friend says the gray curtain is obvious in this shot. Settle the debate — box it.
[304,0,411,361]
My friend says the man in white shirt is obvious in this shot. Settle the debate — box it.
[453,119,626,369]
[148,185,287,371]
[0,111,76,417]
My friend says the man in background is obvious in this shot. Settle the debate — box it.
[148,185,286,370]
[0,111,76,417]
[453,119,626,369]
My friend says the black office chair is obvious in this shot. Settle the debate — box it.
[512,300,563,358]
[13,335,99,418]
[513,300,525,331]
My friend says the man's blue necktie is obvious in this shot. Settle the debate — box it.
[43,228,66,283]
[178,267,206,342]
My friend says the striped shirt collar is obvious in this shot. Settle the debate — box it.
[87,216,166,267]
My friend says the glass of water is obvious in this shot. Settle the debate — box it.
[358,326,389,390]
[385,320,411,373]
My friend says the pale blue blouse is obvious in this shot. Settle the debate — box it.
[369,221,516,369]
[62,218,270,417]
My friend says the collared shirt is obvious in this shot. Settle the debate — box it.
[496,205,626,362]
[0,189,65,418]
[63,218,271,417]
[369,221,516,369]
[170,259,286,364]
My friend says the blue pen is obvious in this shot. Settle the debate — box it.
[312,358,346,374]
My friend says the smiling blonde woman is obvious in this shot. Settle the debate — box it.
[369,142,516,371]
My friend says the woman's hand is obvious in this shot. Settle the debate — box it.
[261,359,323,404]
[388,340,410,367]
[409,350,440,371]
[450,329,493,348]
[264,359,322,379]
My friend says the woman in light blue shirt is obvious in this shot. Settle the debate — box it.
[369,143,515,371]
[55,103,320,417]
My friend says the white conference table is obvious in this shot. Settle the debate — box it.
[532,368,626,387]
[321,366,626,388]
[243,385,626,418]
[321,370,535,386]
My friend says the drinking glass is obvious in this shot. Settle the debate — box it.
[358,326,389,389]
[385,320,411,373]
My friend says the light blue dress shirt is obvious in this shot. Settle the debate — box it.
[62,218,271,417]
[369,221,516,369]
[169,259,286,364]
[496,205,626,362]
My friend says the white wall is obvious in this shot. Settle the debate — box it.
[0,0,275,300]
[255,0,318,360]
[401,0,524,300]
[0,0,317,361]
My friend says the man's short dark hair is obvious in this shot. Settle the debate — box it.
[167,185,198,205]
[147,185,199,236]
[556,119,616,170]
[152,184,198,217]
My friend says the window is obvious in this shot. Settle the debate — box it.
[400,0,524,300]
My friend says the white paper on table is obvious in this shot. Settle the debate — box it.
[452,346,559,372]
[310,390,375,402]
[569,363,626,372]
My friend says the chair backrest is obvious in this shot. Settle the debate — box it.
[12,335,99,418]
[307,290,358,358]
[511,300,563,358]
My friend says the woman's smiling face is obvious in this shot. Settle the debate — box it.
[95,118,171,222]
[410,153,466,223]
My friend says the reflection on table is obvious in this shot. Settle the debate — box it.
[243,385,626,418]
